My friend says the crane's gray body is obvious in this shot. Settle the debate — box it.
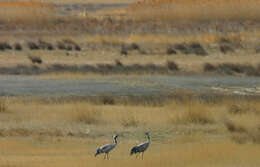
[130,132,150,158]
[95,135,118,159]
[95,143,116,154]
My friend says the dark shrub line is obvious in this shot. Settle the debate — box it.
[0,61,259,76]
[203,63,260,76]
[38,40,54,50]
[27,41,40,50]
[0,42,12,51]
[0,39,255,55]
[0,61,179,75]
[57,39,81,51]
[0,40,81,51]
[167,42,208,56]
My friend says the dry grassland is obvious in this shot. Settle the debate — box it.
[1,138,260,167]
[0,97,260,166]
[1,47,260,77]
[129,0,260,21]
[1,0,260,164]
[0,1,57,25]
[44,0,138,4]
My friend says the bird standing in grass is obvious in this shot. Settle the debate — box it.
[95,135,118,159]
[130,132,150,159]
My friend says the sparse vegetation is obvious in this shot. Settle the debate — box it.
[169,102,215,125]
[0,42,12,51]
[166,47,177,55]
[189,42,207,56]
[0,0,260,166]
[203,63,216,72]
[224,119,247,133]
[28,55,42,64]
[224,114,260,144]
[0,62,178,75]
[166,60,178,71]
[121,115,139,127]
[170,43,208,56]
[14,43,22,51]
[1,61,260,76]
[100,96,115,105]
[203,63,260,76]
[38,39,54,50]
[73,107,100,124]
[0,94,258,166]
[220,44,234,54]
[56,40,81,51]
[115,59,123,67]
[27,41,40,50]
[0,99,7,113]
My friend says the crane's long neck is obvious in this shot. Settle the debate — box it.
[114,137,117,144]
[146,134,150,143]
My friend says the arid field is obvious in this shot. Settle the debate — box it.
[1,96,260,166]
[0,0,260,166]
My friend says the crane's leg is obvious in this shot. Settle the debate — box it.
[136,153,138,159]
[104,154,106,159]
[142,152,144,160]
[107,153,109,160]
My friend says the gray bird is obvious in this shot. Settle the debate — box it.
[95,135,118,159]
[130,132,150,159]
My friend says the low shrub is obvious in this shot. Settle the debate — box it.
[166,60,179,71]
[28,55,42,64]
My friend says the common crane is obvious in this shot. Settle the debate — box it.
[95,135,118,159]
[130,132,150,159]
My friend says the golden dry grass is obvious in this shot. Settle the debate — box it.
[168,101,216,125]
[2,97,260,133]
[0,1,57,25]
[83,33,222,44]
[1,137,260,167]
[44,0,138,4]
[0,97,259,166]
[0,1,53,7]
[129,0,260,21]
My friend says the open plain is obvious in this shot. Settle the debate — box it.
[0,0,260,166]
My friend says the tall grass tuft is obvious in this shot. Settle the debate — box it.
[121,115,140,127]
[73,107,101,125]
[224,119,247,133]
[169,101,215,125]
[224,114,260,144]
[0,99,8,113]
[115,59,123,67]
